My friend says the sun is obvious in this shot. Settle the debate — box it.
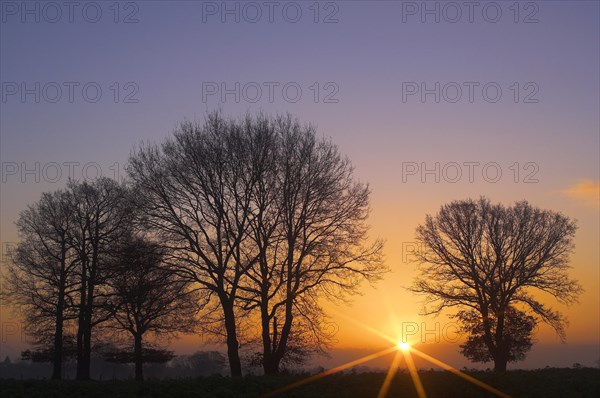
[397,341,410,351]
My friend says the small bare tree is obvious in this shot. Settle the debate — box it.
[412,197,582,371]
[106,236,201,380]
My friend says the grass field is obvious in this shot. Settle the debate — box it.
[1,368,598,398]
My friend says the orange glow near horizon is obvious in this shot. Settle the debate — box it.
[261,313,513,398]
[318,194,600,354]
[261,341,512,398]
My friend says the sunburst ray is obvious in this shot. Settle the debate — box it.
[376,350,404,398]
[260,346,398,398]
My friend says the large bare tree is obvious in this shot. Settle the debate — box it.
[412,197,582,371]
[240,115,386,374]
[127,113,260,377]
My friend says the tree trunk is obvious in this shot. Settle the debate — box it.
[271,308,293,375]
[79,274,95,380]
[52,294,65,380]
[493,311,507,372]
[82,321,92,380]
[76,265,87,380]
[222,300,242,377]
[52,242,67,380]
[266,251,295,375]
[77,283,94,380]
[76,323,86,379]
[263,358,279,375]
[79,238,98,380]
[493,354,508,372]
[261,303,278,375]
[52,309,64,380]
[134,333,144,381]
[271,258,295,375]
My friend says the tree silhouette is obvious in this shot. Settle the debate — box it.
[412,197,582,371]
[67,178,134,380]
[128,112,386,376]
[128,114,260,377]
[5,189,79,380]
[106,235,201,380]
[5,179,135,380]
[456,307,537,364]
[240,115,385,374]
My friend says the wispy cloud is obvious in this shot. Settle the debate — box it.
[563,180,600,209]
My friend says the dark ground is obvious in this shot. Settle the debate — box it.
[0,368,598,398]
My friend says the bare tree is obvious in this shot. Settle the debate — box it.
[127,113,261,377]
[4,190,79,380]
[412,197,582,371]
[106,235,201,380]
[66,178,134,379]
[240,115,386,374]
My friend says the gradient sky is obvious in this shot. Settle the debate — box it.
[1,1,599,369]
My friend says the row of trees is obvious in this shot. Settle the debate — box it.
[4,112,387,380]
[4,112,582,378]
[4,178,200,380]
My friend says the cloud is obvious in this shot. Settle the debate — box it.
[563,180,600,209]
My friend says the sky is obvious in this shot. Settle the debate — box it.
[1,0,599,369]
